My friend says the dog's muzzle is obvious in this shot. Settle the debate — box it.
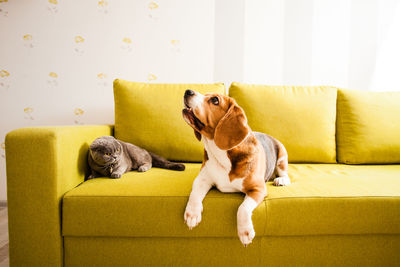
[182,90,204,130]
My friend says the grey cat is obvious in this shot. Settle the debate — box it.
[87,136,185,179]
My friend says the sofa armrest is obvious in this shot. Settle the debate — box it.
[5,125,113,266]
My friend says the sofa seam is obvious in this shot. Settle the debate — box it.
[263,200,268,236]
[62,233,400,239]
[63,195,400,200]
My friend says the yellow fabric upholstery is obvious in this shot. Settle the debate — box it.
[64,237,262,267]
[261,235,400,267]
[5,125,113,267]
[266,164,400,236]
[114,79,225,162]
[337,89,400,164]
[63,164,400,237]
[63,163,266,237]
[229,83,337,163]
[64,235,400,267]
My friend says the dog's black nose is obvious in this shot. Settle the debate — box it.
[185,89,195,97]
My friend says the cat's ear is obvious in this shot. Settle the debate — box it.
[90,143,100,151]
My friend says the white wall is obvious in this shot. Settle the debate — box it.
[0,0,216,201]
[243,0,285,84]
[1,0,400,201]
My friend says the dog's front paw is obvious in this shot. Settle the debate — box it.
[273,176,291,186]
[238,226,255,247]
[184,202,202,230]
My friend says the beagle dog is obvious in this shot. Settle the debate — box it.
[182,89,291,246]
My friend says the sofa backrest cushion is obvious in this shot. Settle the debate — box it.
[229,83,337,163]
[337,89,400,164]
[114,79,225,162]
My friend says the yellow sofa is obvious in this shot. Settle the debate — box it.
[6,81,400,266]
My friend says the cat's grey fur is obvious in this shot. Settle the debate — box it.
[87,136,185,179]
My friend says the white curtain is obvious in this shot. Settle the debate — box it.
[371,2,400,92]
[216,0,400,92]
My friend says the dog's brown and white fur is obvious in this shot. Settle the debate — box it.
[182,90,291,246]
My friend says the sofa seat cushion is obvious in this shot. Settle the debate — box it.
[63,164,400,238]
[62,163,266,238]
[265,164,400,236]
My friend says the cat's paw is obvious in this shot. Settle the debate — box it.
[138,165,150,172]
[111,173,122,178]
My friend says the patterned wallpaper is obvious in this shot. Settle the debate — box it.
[0,0,216,200]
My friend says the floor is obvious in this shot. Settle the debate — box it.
[0,207,8,267]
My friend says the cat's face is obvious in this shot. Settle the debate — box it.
[90,136,123,165]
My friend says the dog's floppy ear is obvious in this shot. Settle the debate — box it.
[214,101,249,150]
[194,130,202,141]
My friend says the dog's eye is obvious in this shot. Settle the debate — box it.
[210,97,219,105]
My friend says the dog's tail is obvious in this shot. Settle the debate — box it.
[149,152,185,171]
